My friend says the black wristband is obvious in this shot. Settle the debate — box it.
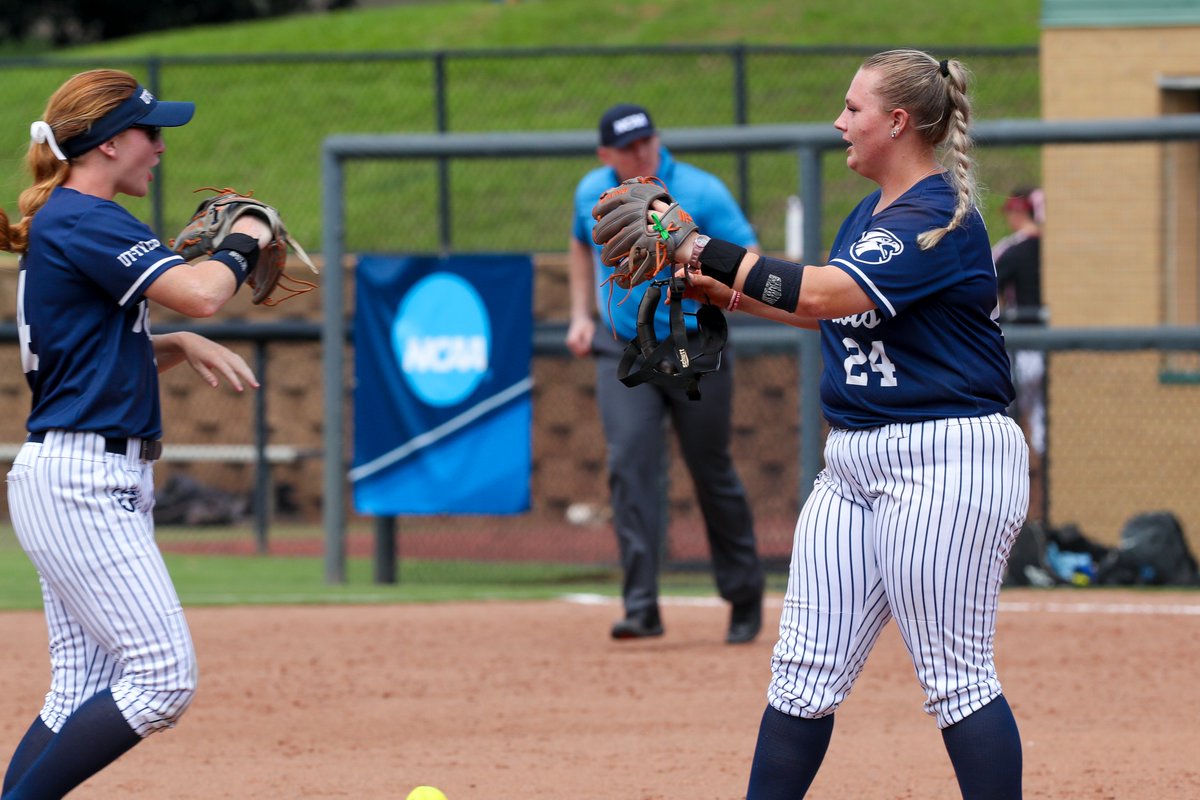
[742,256,803,311]
[693,237,747,287]
[210,232,260,289]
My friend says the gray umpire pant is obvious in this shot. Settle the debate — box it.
[592,331,764,617]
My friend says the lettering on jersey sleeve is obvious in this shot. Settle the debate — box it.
[117,238,163,267]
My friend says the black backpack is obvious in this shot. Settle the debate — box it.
[1097,511,1200,587]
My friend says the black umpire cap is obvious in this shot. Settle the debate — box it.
[599,103,656,148]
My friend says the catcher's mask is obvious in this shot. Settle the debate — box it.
[617,275,727,401]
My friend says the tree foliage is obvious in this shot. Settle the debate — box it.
[0,0,353,46]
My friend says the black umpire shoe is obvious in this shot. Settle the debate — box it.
[726,596,763,644]
[611,608,664,640]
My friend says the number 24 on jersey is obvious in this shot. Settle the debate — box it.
[842,337,898,387]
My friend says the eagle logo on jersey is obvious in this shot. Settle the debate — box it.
[112,487,139,513]
[849,228,904,265]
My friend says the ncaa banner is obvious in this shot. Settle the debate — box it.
[350,254,533,514]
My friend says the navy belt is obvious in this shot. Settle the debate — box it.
[27,431,163,462]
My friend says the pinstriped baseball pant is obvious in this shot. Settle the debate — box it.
[767,413,1029,729]
[7,431,197,739]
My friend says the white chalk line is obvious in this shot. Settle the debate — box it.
[998,600,1200,616]
[560,593,1200,617]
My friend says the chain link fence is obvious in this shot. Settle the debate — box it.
[0,45,1068,580]
[0,45,1039,249]
[307,113,1200,580]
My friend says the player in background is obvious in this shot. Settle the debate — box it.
[993,187,1046,522]
[0,69,271,799]
[567,103,765,644]
[608,50,1028,798]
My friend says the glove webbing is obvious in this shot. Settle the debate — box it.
[616,275,727,401]
[598,199,680,340]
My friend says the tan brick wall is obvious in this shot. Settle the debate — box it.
[0,255,804,559]
[1041,25,1200,551]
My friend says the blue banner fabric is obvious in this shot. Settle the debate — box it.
[350,254,533,514]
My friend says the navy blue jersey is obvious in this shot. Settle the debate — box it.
[820,174,1014,429]
[17,187,184,439]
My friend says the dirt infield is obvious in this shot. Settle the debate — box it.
[0,588,1197,799]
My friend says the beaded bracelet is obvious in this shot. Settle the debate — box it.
[726,290,742,312]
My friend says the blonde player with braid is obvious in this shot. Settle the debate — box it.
[598,50,1029,798]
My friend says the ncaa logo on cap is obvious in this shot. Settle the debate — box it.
[391,273,491,407]
[600,103,656,147]
[612,112,649,136]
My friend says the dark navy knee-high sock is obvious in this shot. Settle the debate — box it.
[941,694,1023,800]
[2,717,54,794]
[3,689,142,800]
[746,705,835,800]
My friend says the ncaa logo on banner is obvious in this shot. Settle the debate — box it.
[391,273,491,407]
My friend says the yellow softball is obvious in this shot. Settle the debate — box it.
[406,787,447,800]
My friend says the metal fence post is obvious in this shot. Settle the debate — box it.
[732,44,750,215]
[253,339,270,554]
[798,144,824,504]
[322,147,347,584]
[434,51,452,252]
[374,516,397,584]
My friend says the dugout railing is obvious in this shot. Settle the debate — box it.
[317,114,1200,583]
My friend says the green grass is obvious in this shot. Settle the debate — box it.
[0,0,1042,253]
[0,524,790,611]
[57,1,1041,55]
[163,552,621,607]
[0,536,619,611]
[0,521,611,609]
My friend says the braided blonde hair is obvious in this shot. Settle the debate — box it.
[0,69,138,255]
[863,49,977,250]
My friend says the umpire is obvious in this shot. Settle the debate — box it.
[565,103,765,644]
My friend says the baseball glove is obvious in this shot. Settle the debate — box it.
[171,188,319,306]
[590,176,699,289]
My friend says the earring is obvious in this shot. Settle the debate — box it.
[890,129,897,139]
